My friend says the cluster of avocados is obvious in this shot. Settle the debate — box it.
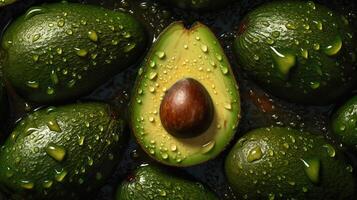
[0,0,355,199]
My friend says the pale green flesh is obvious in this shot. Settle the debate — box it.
[131,22,240,166]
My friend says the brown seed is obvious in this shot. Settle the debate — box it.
[160,78,213,138]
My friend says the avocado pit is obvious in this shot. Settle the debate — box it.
[160,78,213,138]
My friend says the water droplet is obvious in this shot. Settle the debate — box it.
[266,37,275,45]
[270,47,296,80]
[46,143,66,162]
[309,82,320,89]
[88,31,98,42]
[78,135,85,146]
[301,158,320,184]
[55,169,68,182]
[313,43,320,51]
[313,21,323,30]
[32,34,40,42]
[50,70,59,85]
[253,54,260,61]
[224,103,232,110]
[324,35,342,56]
[20,180,34,190]
[42,180,53,188]
[300,48,309,59]
[201,141,215,154]
[215,54,223,61]
[25,7,46,20]
[57,19,65,27]
[247,146,263,162]
[149,60,156,68]
[285,23,297,30]
[161,153,168,159]
[124,43,136,52]
[47,119,62,133]
[87,156,93,166]
[155,51,165,59]
[158,189,167,196]
[200,44,208,53]
[27,80,39,89]
[272,31,280,38]
[75,48,88,57]
[170,144,177,152]
[322,144,335,157]
[32,55,39,62]
[149,72,158,80]
[346,165,353,173]
[307,1,316,9]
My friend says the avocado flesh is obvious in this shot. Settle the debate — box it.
[159,0,233,10]
[332,95,357,147]
[1,2,147,103]
[234,1,356,105]
[225,127,355,199]
[0,0,17,7]
[131,21,240,167]
[116,164,218,200]
[0,103,126,199]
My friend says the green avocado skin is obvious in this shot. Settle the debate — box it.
[0,102,126,199]
[116,165,218,200]
[225,127,355,200]
[0,0,17,7]
[1,2,147,103]
[234,1,356,105]
[332,95,357,147]
[159,0,232,10]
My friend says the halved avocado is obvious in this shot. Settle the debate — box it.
[130,21,240,167]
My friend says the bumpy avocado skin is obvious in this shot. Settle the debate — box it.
[0,0,17,7]
[116,165,218,200]
[234,1,356,105]
[0,103,126,199]
[331,95,357,147]
[225,127,355,199]
[159,0,232,10]
[1,2,147,103]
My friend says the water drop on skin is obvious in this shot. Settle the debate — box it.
[75,48,88,57]
[26,80,39,89]
[155,51,165,59]
[322,144,335,157]
[46,143,66,162]
[270,47,296,80]
[247,146,263,162]
[55,169,68,182]
[201,141,215,154]
[301,158,320,184]
[20,180,34,190]
[88,31,98,42]
[324,35,342,56]
[47,119,62,133]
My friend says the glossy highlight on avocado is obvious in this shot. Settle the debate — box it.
[1,2,147,103]
[130,21,240,167]
[234,1,356,105]
[0,103,126,199]
[225,127,355,199]
[159,0,233,10]
[331,95,357,147]
[116,164,218,200]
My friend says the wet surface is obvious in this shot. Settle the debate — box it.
[0,0,356,199]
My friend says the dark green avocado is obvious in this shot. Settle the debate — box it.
[331,95,357,147]
[0,0,17,7]
[225,127,355,199]
[158,0,233,10]
[116,164,218,200]
[234,1,356,105]
[0,102,126,199]
[1,2,147,103]
[130,21,240,167]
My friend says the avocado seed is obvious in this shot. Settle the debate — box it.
[160,78,214,138]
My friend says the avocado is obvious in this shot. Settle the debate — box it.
[130,21,240,167]
[0,102,126,199]
[0,0,17,7]
[234,1,356,105]
[158,0,233,10]
[225,127,355,199]
[1,2,147,103]
[116,164,218,200]
[331,95,357,147]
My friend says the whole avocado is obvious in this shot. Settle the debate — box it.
[225,127,355,199]
[234,1,356,105]
[158,0,233,10]
[331,95,357,147]
[116,164,218,200]
[1,2,147,103]
[0,102,126,199]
